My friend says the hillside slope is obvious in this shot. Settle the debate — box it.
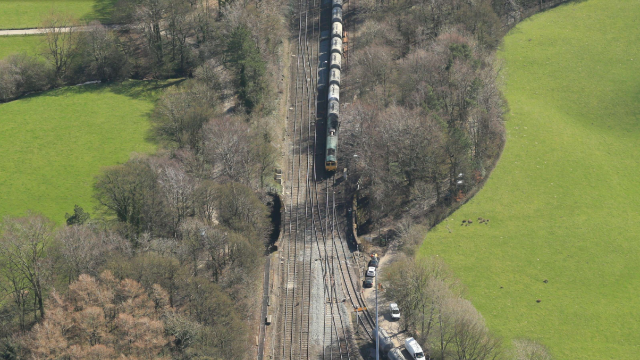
[419,1,640,358]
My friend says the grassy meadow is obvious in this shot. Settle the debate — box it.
[0,80,177,223]
[0,0,108,29]
[0,35,44,59]
[419,0,640,359]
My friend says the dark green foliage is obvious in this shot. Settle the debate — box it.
[456,0,502,50]
[65,205,90,226]
[226,25,268,112]
[93,158,163,236]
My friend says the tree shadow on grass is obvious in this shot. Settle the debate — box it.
[35,79,185,102]
[83,0,120,24]
[108,78,186,100]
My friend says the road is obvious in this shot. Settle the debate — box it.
[362,241,411,356]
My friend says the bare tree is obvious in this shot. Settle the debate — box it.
[202,116,255,184]
[512,339,553,360]
[41,13,77,82]
[152,82,216,150]
[136,0,167,69]
[0,60,20,101]
[0,215,56,321]
[84,22,129,82]
[56,225,130,281]
[153,157,196,236]
[165,0,194,73]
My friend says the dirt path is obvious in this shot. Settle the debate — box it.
[0,24,124,36]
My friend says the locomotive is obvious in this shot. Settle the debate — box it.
[325,0,342,172]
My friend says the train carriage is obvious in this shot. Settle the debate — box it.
[331,37,343,54]
[332,7,342,23]
[330,53,342,70]
[326,0,343,172]
[332,22,342,39]
[329,68,340,86]
[328,84,340,102]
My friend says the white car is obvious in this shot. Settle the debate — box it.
[390,303,400,320]
[366,266,376,277]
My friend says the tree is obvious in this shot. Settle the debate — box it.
[0,215,56,322]
[57,225,130,282]
[152,82,215,150]
[26,272,172,359]
[0,60,20,101]
[202,116,254,183]
[153,157,195,236]
[214,182,269,238]
[65,205,90,226]
[182,277,249,359]
[94,157,165,237]
[226,24,267,112]
[41,13,77,82]
[6,53,52,95]
[511,339,553,360]
[165,0,194,73]
[136,0,167,69]
[84,22,130,82]
[383,257,501,360]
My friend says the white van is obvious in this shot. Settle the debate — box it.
[404,337,425,360]
[390,303,400,320]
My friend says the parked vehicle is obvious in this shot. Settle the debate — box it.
[390,303,400,320]
[363,278,373,288]
[405,338,425,360]
[368,258,379,268]
[366,266,376,277]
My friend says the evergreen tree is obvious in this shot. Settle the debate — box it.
[226,25,267,112]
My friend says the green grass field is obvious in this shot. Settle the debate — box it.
[0,35,44,59]
[419,1,640,359]
[0,80,179,223]
[0,0,111,29]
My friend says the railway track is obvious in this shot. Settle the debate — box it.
[274,0,369,356]
[277,0,320,356]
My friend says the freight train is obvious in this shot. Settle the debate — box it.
[325,0,342,171]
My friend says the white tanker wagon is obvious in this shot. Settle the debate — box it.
[331,37,343,54]
[332,7,342,23]
[329,68,340,86]
[330,52,342,70]
[326,0,344,172]
[332,22,343,39]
